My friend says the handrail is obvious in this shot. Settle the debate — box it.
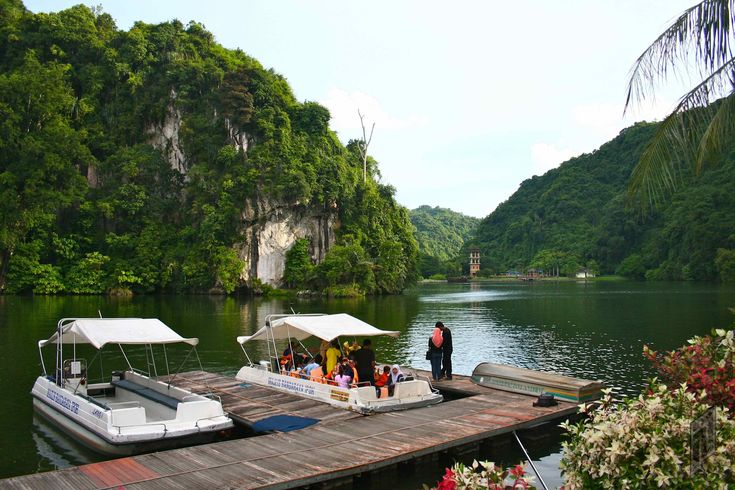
[182,394,204,402]
[194,413,228,429]
[130,367,151,378]
[351,381,372,388]
[106,401,142,408]
[408,370,440,393]
[115,421,168,437]
[181,393,222,404]
[202,393,223,404]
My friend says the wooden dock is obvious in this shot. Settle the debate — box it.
[1,370,579,489]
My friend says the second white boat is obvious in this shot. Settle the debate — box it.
[235,313,443,414]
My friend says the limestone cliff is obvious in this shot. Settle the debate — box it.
[147,91,188,175]
[239,198,335,286]
[148,98,334,287]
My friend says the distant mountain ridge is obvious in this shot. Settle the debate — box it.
[410,205,479,261]
[473,121,735,281]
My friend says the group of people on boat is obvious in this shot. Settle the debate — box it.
[278,337,407,396]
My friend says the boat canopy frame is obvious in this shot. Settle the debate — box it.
[237,313,401,372]
[37,318,207,394]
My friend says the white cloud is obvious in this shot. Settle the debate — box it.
[573,99,675,137]
[530,97,678,177]
[319,88,428,138]
[573,102,623,128]
[530,143,577,175]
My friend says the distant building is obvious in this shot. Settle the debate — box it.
[524,269,543,280]
[469,248,480,277]
[576,269,596,279]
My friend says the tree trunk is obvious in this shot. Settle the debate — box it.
[0,248,10,292]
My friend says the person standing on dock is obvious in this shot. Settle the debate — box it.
[437,322,453,380]
[428,326,444,381]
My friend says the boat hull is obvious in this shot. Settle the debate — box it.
[32,397,222,456]
[470,362,604,403]
[31,375,233,456]
[236,365,442,415]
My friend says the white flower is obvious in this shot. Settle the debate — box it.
[654,469,671,487]
[642,450,660,467]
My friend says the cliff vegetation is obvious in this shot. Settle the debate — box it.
[0,0,418,295]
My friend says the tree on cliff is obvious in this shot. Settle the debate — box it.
[625,0,735,208]
[0,2,419,295]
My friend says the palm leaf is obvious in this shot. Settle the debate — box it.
[625,0,735,210]
[625,0,735,113]
[628,57,735,207]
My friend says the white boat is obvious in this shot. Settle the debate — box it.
[235,313,443,414]
[31,318,234,456]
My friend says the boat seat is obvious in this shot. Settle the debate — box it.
[112,379,180,410]
[82,394,110,410]
[355,385,378,401]
[392,380,430,399]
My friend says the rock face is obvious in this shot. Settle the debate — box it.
[147,93,188,175]
[239,198,335,286]
[147,97,335,287]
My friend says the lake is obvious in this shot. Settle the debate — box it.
[1,280,734,487]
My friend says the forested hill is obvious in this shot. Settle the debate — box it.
[474,121,735,282]
[0,1,418,295]
[410,206,479,261]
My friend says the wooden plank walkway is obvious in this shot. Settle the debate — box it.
[1,375,577,490]
[164,371,361,427]
[404,368,488,397]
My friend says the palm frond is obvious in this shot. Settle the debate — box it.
[628,49,735,210]
[625,0,735,113]
[697,89,735,172]
[627,111,695,209]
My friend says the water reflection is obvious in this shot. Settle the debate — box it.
[32,415,100,472]
[2,280,734,482]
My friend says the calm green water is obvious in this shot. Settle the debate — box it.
[1,281,734,486]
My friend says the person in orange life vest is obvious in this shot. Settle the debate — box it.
[428,326,443,381]
[374,365,390,387]
[325,361,340,384]
[374,365,390,397]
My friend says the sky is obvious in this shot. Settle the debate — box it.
[26,0,696,218]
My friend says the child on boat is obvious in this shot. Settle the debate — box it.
[334,364,352,388]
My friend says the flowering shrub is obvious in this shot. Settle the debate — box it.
[428,460,536,490]
[644,328,735,414]
[560,385,735,488]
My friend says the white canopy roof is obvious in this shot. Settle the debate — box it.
[38,318,199,349]
[237,313,400,344]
